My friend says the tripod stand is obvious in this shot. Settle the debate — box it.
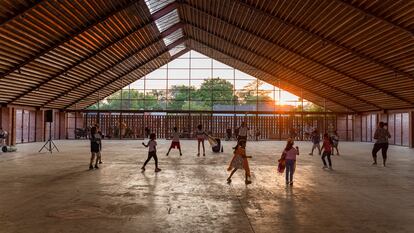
[39,122,59,153]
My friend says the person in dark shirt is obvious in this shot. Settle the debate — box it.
[372,122,391,166]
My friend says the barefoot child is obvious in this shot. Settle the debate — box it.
[227,141,252,185]
[196,124,206,156]
[167,127,182,156]
[321,133,333,169]
[282,138,299,185]
[141,133,161,172]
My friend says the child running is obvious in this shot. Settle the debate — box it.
[282,138,299,185]
[196,124,206,156]
[309,129,321,155]
[227,141,252,185]
[321,133,333,169]
[166,127,182,156]
[141,133,161,172]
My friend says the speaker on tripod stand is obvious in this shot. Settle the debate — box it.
[39,110,59,153]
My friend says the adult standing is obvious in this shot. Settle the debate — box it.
[372,122,391,166]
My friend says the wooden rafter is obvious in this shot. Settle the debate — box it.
[335,0,414,37]
[234,0,414,81]
[9,2,180,105]
[185,24,381,110]
[81,48,190,110]
[0,0,140,80]
[64,39,187,109]
[0,0,44,27]
[43,27,184,108]
[182,3,414,106]
[187,39,356,112]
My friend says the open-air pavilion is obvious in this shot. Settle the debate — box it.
[0,1,413,232]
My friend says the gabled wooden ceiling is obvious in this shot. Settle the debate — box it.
[1,0,413,112]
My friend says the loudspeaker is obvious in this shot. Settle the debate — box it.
[45,110,53,122]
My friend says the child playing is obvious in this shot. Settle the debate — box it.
[309,129,321,155]
[89,126,101,170]
[331,130,340,155]
[321,133,333,169]
[167,127,182,156]
[281,138,299,185]
[141,133,161,172]
[227,141,252,185]
[196,124,206,156]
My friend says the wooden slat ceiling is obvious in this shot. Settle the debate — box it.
[0,0,413,112]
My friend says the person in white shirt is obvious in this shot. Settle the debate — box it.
[141,133,161,172]
[167,127,182,156]
[237,122,250,144]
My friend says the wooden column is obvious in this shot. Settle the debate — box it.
[0,106,15,146]
[35,109,45,142]
[59,111,67,139]
[410,111,414,148]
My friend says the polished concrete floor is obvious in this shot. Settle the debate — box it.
[0,140,413,233]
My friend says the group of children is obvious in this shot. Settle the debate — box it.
[88,120,393,188]
[140,124,208,172]
[277,131,338,186]
[88,121,339,186]
[308,130,340,170]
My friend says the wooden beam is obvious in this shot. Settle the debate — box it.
[410,111,414,148]
[187,38,357,112]
[335,0,414,37]
[182,3,414,107]
[186,25,378,111]
[63,38,187,109]
[9,3,180,105]
[234,0,414,81]
[0,0,140,80]
[67,109,350,115]
[81,48,190,110]
[0,0,44,27]
[151,2,178,20]
[42,26,184,108]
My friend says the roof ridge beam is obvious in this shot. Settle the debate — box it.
[64,38,187,109]
[187,39,355,112]
[9,3,180,104]
[0,0,140,80]
[186,25,382,110]
[233,0,414,81]
[42,25,184,108]
[183,3,414,106]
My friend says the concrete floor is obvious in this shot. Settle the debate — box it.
[0,140,413,233]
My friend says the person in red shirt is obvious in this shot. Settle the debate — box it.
[321,133,333,169]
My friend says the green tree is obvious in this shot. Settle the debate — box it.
[195,78,234,108]
[88,89,163,110]
[167,85,195,110]
[237,80,273,104]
